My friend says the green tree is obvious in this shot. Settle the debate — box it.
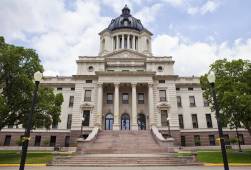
[200,59,251,135]
[0,36,63,130]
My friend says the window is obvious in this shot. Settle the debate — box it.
[8,124,13,128]
[158,66,163,72]
[88,66,94,72]
[209,135,216,146]
[86,80,92,83]
[34,136,41,146]
[181,136,186,146]
[238,134,245,145]
[4,135,11,146]
[192,114,198,128]
[71,87,75,91]
[122,93,129,104]
[138,93,144,104]
[69,96,74,107]
[83,110,90,126]
[84,90,91,101]
[203,98,209,107]
[188,87,193,91]
[67,114,72,129]
[159,80,165,83]
[107,93,113,104]
[161,110,168,126]
[189,96,196,107]
[52,122,58,129]
[223,134,230,145]
[194,135,201,146]
[176,87,180,91]
[64,136,70,147]
[177,96,182,107]
[49,136,56,147]
[159,90,166,102]
[206,114,213,128]
[178,114,184,129]
[57,87,62,91]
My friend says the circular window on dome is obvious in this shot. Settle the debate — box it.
[158,66,163,72]
[88,66,94,72]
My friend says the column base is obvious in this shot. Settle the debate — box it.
[113,124,120,130]
[131,124,138,131]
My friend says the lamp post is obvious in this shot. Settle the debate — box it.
[207,71,229,170]
[166,117,171,137]
[19,71,43,170]
[80,117,85,138]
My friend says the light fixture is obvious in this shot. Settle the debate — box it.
[207,71,215,84]
[34,71,43,82]
[166,117,170,121]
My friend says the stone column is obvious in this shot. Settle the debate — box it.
[127,35,129,49]
[96,82,103,127]
[113,83,120,130]
[116,35,119,50]
[122,34,124,49]
[131,83,138,130]
[132,35,135,50]
[148,83,155,127]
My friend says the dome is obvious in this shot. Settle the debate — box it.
[107,5,144,32]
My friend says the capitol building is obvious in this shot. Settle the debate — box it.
[1,5,250,148]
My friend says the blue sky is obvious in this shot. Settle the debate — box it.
[0,0,251,76]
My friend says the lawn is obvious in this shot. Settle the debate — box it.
[197,150,251,163]
[0,151,53,164]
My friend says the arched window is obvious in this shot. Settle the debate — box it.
[88,66,94,72]
[158,66,163,72]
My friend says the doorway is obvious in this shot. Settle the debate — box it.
[137,113,146,130]
[105,113,114,130]
[121,113,130,130]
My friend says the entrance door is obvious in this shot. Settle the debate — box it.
[137,113,146,130]
[121,113,130,130]
[105,113,114,130]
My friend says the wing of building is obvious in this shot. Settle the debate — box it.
[1,5,250,148]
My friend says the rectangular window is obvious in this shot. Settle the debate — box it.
[194,135,201,146]
[57,87,62,91]
[192,114,198,128]
[64,136,70,147]
[7,124,14,128]
[107,93,113,104]
[159,80,165,83]
[49,136,56,147]
[71,87,75,91]
[238,134,245,145]
[176,87,180,91]
[189,96,196,107]
[206,114,213,128]
[188,87,193,91]
[34,135,41,146]
[138,93,144,104]
[84,90,92,101]
[177,96,182,107]
[178,114,184,129]
[86,80,92,83]
[69,96,74,107]
[83,110,90,126]
[223,134,230,145]
[67,114,72,129]
[159,90,166,102]
[209,135,216,146]
[52,122,58,129]
[181,136,186,146]
[122,93,129,104]
[203,97,209,107]
[161,110,168,126]
[4,135,11,146]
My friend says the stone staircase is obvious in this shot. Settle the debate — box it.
[50,130,200,166]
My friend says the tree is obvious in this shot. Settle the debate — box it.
[200,59,251,135]
[0,36,63,130]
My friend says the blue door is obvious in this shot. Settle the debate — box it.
[121,113,130,130]
[105,113,113,130]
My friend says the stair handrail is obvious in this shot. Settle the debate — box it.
[151,125,167,141]
[85,126,99,142]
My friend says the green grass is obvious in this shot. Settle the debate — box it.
[0,151,53,164]
[197,150,251,163]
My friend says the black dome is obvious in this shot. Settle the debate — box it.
[107,5,144,32]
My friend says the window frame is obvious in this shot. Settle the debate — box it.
[206,114,213,128]
[189,96,196,107]
[122,93,129,104]
[107,93,113,104]
[192,114,198,128]
[69,96,74,107]
[137,93,144,104]
[177,96,182,107]
[178,114,184,129]
[84,90,92,102]
[159,90,167,102]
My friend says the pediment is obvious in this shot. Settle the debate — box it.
[104,49,147,61]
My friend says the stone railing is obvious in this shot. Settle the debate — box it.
[151,126,175,148]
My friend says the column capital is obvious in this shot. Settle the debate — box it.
[148,82,154,87]
[97,82,103,87]
[131,82,137,87]
[114,82,120,87]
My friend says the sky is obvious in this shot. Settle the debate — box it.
[0,0,251,76]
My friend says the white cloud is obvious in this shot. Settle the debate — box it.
[161,0,184,7]
[187,0,221,15]
[152,34,251,76]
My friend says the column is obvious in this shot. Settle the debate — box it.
[132,35,135,50]
[113,83,120,130]
[96,82,103,127]
[122,34,124,49]
[127,34,129,49]
[148,83,155,127]
[131,83,138,130]
[116,35,119,50]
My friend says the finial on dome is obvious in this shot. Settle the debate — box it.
[122,4,130,16]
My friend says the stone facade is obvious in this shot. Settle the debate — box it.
[1,6,250,147]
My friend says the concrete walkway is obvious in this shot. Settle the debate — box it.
[0,166,250,170]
